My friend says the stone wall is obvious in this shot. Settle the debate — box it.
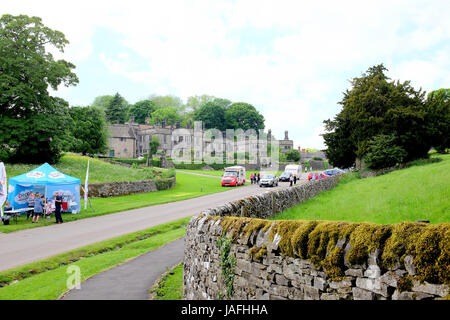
[82,177,176,198]
[201,175,340,219]
[184,216,449,300]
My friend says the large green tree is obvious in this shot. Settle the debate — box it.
[0,14,78,163]
[193,101,226,131]
[128,99,156,124]
[68,106,108,155]
[425,88,450,153]
[149,94,184,111]
[92,95,114,110]
[150,106,182,126]
[105,92,129,124]
[224,102,265,131]
[323,64,430,168]
[185,94,216,112]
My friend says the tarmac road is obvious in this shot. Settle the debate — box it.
[0,180,304,272]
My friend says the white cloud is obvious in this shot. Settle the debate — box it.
[2,0,450,148]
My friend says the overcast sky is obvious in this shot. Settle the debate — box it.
[2,0,449,149]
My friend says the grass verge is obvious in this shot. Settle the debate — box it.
[150,263,184,300]
[0,217,190,300]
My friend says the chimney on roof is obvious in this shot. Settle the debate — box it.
[284,131,289,140]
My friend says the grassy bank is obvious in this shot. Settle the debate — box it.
[5,154,159,183]
[0,217,189,300]
[273,154,450,224]
[0,170,227,233]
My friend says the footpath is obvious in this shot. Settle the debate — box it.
[61,237,185,300]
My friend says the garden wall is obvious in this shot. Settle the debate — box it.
[81,177,176,198]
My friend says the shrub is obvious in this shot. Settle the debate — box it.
[152,158,161,167]
[161,168,176,178]
[286,149,301,162]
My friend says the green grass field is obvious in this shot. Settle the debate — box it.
[273,154,450,224]
[0,218,189,300]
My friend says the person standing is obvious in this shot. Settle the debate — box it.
[250,173,254,184]
[54,191,63,224]
[32,193,44,223]
[257,173,260,184]
[294,174,297,185]
[27,192,35,219]
[289,175,294,187]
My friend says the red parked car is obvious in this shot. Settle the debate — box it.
[307,172,329,181]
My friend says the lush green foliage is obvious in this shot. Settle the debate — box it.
[150,106,182,125]
[149,94,184,110]
[216,236,236,298]
[193,101,227,131]
[224,102,265,131]
[68,106,108,155]
[285,149,301,162]
[92,95,114,110]
[150,136,160,156]
[0,14,78,163]
[105,92,129,124]
[364,134,407,169]
[128,99,156,124]
[323,64,432,168]
[425,88,450,153]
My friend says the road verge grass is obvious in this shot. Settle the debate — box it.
[150,263,184,300]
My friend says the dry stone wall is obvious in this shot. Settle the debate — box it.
[183,175,449,300]
[82,177,176,198]
[201,175,340,219]
[184,216,449,300]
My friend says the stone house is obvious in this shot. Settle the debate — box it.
[107,118,294,160]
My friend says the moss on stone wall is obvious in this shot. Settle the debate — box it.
[213,215,450,285]
[248,245,267,261]
[397,275,414,292]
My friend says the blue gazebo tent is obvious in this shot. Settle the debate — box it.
[7,163,81,213]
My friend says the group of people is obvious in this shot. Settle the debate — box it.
[3,191,64,224]
[249,172,261,184]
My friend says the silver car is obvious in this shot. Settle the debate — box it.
[259,174,279,187]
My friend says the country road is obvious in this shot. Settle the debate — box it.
[0,181,304,272]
